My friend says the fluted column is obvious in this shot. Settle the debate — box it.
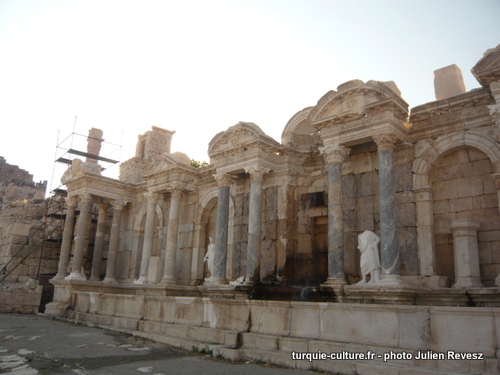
[103,199,127,284]
[211,173,233,284]
[320,144,350,285]
[66,193,93,281]
[135,192,159,284]
[54,196,78,280]
[89,202,108,281]
[373,133,403,284]
[161,188,182,285]
[245,166,269,283]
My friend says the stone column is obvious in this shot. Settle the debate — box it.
[494,174,500,216]
[134,192,159,284]
[451,219,483,288]
[373,134,403,284]
[89,203,108,281]
[161,188,182,285]
[66,193,93,281]
[211,173,233,284]
[54,196,78,280]
[414,186,436,276]
[103,199,127,284]
[320,144,350,285]
[245,166,269,283]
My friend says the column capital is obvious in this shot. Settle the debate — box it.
[144,191,159,203]
[245,166,270,182]
[319,144,350,164]
[79,193,93,205]
[96,202,108,212]
[414,186,434,202]
[112,199,128,210]
[65,196,78,207]
[373,133,398,151]
[170,188,183,199]
[213,173,235,187]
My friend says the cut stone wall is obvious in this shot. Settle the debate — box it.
[430,147,500,286]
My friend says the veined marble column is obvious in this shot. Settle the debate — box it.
[134,192,159,284]
[161,188,182,285]
[89,203,108,281]
[103,199,127,284]
[211,173,233,284]
[320,144,350,285]
[245,166,269,283]
[373,133,403,284]
[66,193,93,281]
[53,196,78,280]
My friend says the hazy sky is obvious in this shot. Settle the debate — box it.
[0,0,498,192]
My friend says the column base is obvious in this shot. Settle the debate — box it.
[159,276,177,286]
[373,274,408,286]
[50,273,67,282]
[64,271,86,281]
[102,277,118,285]
[453,277,484,288]
[322,277,347,286]
[204,277,228,286]
[133,276,148,285]
[88,276,102,282]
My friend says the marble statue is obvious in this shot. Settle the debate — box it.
[357,230,381,284]
[204,237,215,277]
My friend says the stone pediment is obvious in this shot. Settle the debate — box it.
[143,152,193,177]
[307,80,408,130]
[208,121,280,158]
[472,44,500,87]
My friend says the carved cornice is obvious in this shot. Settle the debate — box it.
[373,133,398,152]
[319,144,350,164]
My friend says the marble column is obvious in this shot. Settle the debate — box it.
[451,219,483,288]
[134,192,159,284]
[414,186,436,276]
[245,166,269,283]
[53,196,78,280]
[320,144,350,285]
[103,199,127,284]
[89,202,108,281]
[211,173,233,284]
[373,133,402,284]
[66,193,93,281]
[161,188,182,285]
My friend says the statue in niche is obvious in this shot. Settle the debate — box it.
[204,237,215,277]
[357,230,381,284]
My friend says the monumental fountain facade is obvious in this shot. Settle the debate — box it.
[46,46,500,374]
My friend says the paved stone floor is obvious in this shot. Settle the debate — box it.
[0,314,319,375]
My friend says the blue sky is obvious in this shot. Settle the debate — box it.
[0,0,498,190]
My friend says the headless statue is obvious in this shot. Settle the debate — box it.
[204,237,215,277]
[357,230,381,284]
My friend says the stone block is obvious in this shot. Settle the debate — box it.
[278,337,309,352]
[478,231,500,242]
[290,302,320,338]
[399,227,418,275]
[457,176,484,198]
[9,223,30,237]
[433,200,449,215]
[357,196,374,231]
[397,202,416,227]
[147,256,163,283]
[342,174,356,198]
[472,194,498,210]
[430,307,496,357]
[479,241,493,264]
[255,334,278,351]
[187,326,225,344]
[483,174,497,194]
[352,153,373,174]
[355,362,401,375]
[342,160,353,175]
[249,300,291,336]
[449,197,473,212]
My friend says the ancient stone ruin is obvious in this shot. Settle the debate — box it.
[41,45,500,374]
